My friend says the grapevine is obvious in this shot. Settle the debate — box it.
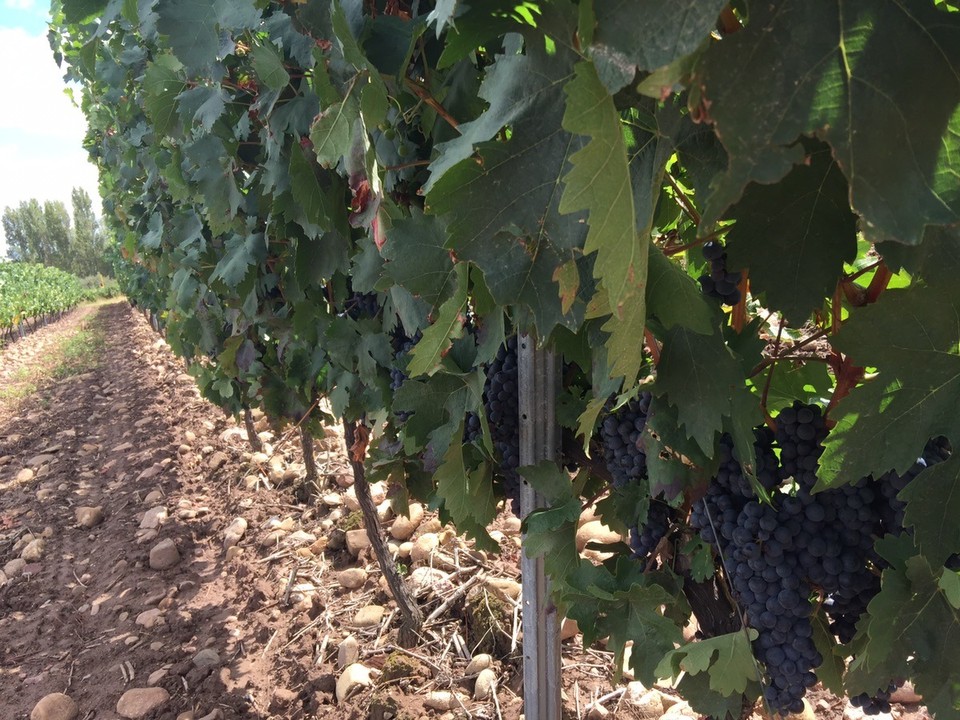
[49,0,960,717]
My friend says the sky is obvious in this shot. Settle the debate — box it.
[0,0,102,257]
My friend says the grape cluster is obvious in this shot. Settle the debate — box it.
[851,683,898,715]
[689,402,947,716]
[345,291,380,320]
[463,411,482,444]
[599,393,652,488]
[629,501,672,561]
[698,241,742,307]
[389,328,421,422]
[483,336,522,513]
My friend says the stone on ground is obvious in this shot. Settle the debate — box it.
[75,506,104,528]
[336,663,373,702]
[30,693,78,720]
[116,687,170,719]
[149,539,180,570]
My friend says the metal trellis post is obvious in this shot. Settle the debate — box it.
[518,332,562,720]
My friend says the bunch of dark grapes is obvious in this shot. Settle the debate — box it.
[698,241,742,306]
[598,393,652,488]
[629,500,674,562]
[875,437,950,535]
[389,329,421,422]
[345,292,380,320]
[483,336,521,514]
[463,411,482,444]
[775,401,829,491]
[851,682,899,715]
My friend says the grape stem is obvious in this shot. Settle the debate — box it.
[644,328,662,364]
[760,322,785,429]
[665,172,701,226]
[403,77,461,132]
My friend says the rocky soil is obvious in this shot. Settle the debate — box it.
[0,301,934,720]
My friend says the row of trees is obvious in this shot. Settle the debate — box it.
[2,187,110,277]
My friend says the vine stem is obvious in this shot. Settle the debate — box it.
[403,77,461,133]
[644,328,662,365]
[343,419,424,647]
[300,425,319,499]
[665,172,702,226]
[749,328,830,378]
[662,227,727,256]
[243,405,263,453]
[760,322,785,429]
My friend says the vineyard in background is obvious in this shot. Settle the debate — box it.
[48,0,960,718]
[0,262,117,342]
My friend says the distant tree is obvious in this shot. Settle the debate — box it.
[2,200,48,264]
[70,188,108,276]
[2,189,110,276]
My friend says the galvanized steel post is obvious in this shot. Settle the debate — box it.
[517,333,562,719]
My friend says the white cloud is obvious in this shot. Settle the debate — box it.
[4,0,36,9]
[0,26,102,256]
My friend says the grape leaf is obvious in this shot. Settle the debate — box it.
[725,141,857,324]
[427,39,591,336]
[211,231,266,287]
[695,0,960,244]
[180,135,242,234]
[900,453,960,567]
[812,612,846,695]
[653,326,756,456]
[819,280,960,485]
[435,436,496,543]
[759,361,833,415]
[656,630,759,696]
[589,0,727,93]
[848,555,960,718]
[561,60,646,384]
[143,55,185,137]
[309,95,360,169]
[176,85,228,132]
[252,42,290,91]
[62,0,109,23]
[941,570,960,609]
[382,210,456,308]
[646,247,713,335]
[155,0,261,74]
[407,263,467,377]
[288,144,333,237]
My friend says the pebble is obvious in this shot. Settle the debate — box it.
[30,693,78,720]
[147,668,168,686]
[336,663,373,702]
[484,577,522,601]
[465,654,493,675]
[135,609,164,629]
[337,635,359,669]
[345,529,370,556]
[192,649,221,668]
[21,539,45,562]
[891,682,922,704]
[342,488,360,511]
[615,684,663,720]
[116,687,170,718]
[409,567,452,596]
[424,691,464,710]
[397,541,413,558]
[0,570,6,587]
[208,452,229,470]
[149,539,181,570]
[561,617,580,640]
[222,518,247,552]
[322,493,342,507]
[75,506,104,529]
[410,533,439,564]
[16,468,35,483]
[144,490,163,504]
[353,605,385,627]
[140,506,167,530]
[26,454,55,467]
[474,668,497,700]
[337,568,367,590]
[389,503,424,541]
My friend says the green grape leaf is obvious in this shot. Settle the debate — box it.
[653,326,756,456]
[900,454,960,567]
[155,0,260,74]
[725,141,858,324]
[211,231,266,287]
[407,263,468,377]
[812,613,846,695]
[427,12,593,336]
[759,361,833,416]
[645,398,712,503]
[695,0,960,244]
[289,144,333,237]
[435,436,496,540]
[674,670,756,720]
[589,0,726,93]
[819,280,960,485]
[646,247,713,335]
[848,556,960,718]
[180,135,242,234]
[176,85,227,132]
[383,210,456,308]
[63,0,109,23]
[252,42,290,91]
[655,630,759,696]
[941,569,960,610]
[520,461,574,503]
[561,59,646,384]
[309,94,359,169]
[608,582,688,686]
[143,54,185,137]
[681,537,715,583]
